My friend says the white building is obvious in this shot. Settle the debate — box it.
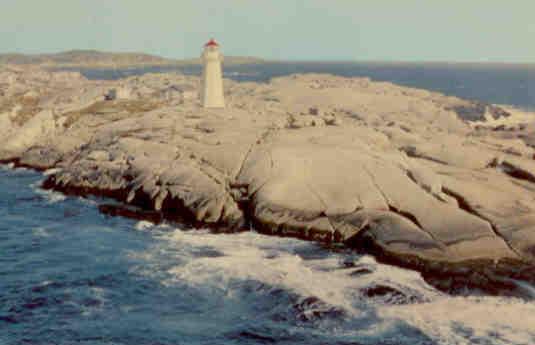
[200,39,225,108]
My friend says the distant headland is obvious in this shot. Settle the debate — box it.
[0,50,264,68]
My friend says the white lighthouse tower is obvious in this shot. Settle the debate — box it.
[200,39,225,108]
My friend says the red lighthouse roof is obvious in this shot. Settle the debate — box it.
[204,38,219,47]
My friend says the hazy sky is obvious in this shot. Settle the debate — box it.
[1,0,533,62]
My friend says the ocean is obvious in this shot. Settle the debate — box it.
[2,165,535,345]
[2,63,535,345]
[73,62,535,111]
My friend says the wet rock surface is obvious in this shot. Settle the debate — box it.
[2,65,535,295]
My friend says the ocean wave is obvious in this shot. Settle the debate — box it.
[0,162,15,170]
[30,180,67,203]
[130,227,535,345]
[134,220,156,231]
[32,227,50,237]
[380,296,535,345]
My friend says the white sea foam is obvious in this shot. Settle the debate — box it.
[30,180,66,203]
[380,296,535,345]
[132,227,535,345]
[0,162,15,170]
[134,220,156,231]
[159,230,438,310]
[36,188,66,203]
[32,227,50,237]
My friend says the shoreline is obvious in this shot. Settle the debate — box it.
[2,159,533,298]
[2,65,535,298]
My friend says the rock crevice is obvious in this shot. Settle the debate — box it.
[441,187,523,259]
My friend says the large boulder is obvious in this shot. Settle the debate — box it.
[2,109,59,157]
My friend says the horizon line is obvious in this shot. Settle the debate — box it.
[1,49,534,66]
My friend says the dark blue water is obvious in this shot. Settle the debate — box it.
[2,166,535,345]
[69,62,535,111]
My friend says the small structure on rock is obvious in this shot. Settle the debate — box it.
[104,89,117,101]
[159,85,198,103]
[200,39,225,108]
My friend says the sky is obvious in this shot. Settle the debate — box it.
[1,0,534,63]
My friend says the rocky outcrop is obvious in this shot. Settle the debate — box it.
[446,101,511,122]
[2,66,535,295]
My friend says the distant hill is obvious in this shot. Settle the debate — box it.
[0,50,264,68]
[0,50,171,67]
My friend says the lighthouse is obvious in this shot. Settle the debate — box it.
[200,39,225,108]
